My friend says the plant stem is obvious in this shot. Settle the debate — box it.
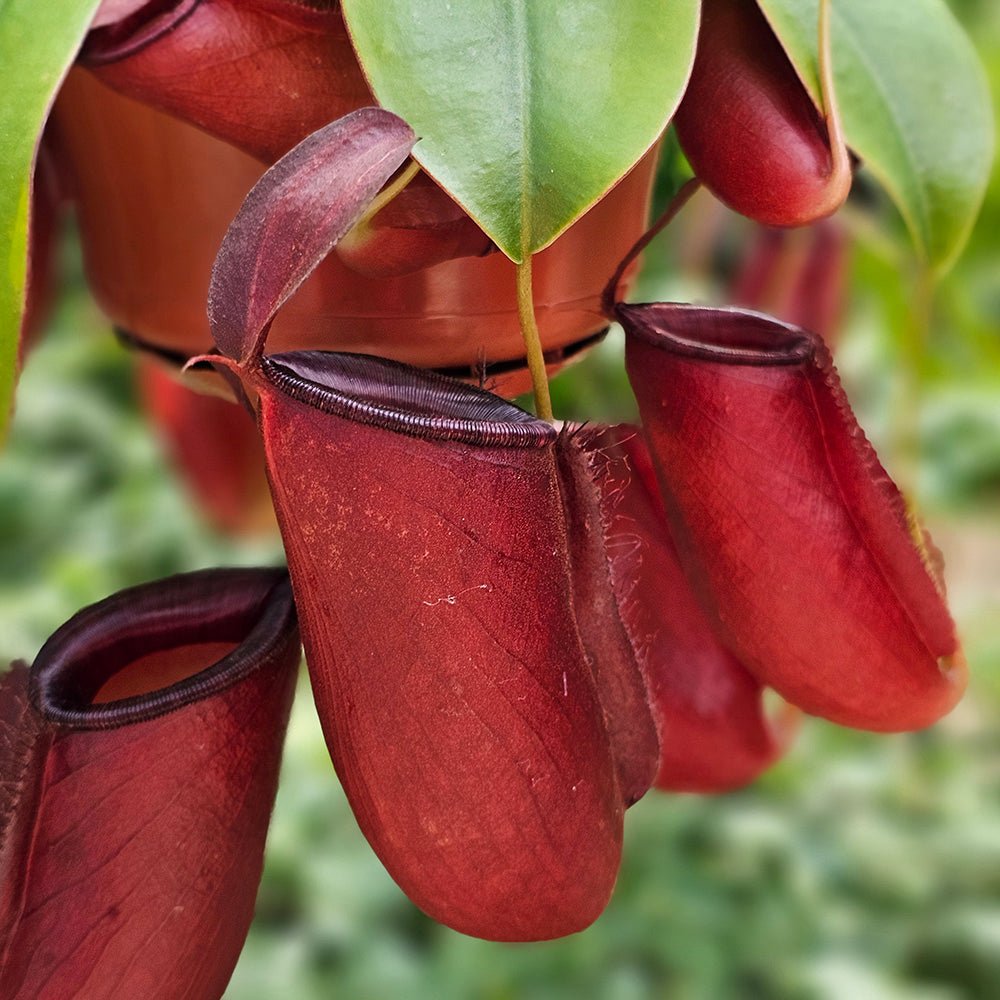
[515,257,553,423]
[601,177,701,317]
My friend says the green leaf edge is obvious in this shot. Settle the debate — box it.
[0,0,101,443]
[341,1,702,264]
[756,0,994,275]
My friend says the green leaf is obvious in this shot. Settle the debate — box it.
[342,0,700,263]
[0,0,100,442]
[756,0,994,274]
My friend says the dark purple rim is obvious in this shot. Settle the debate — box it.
[30,568,298,730]
[262,351,557,448]
[80,0,201,66]
[619,302,816,367]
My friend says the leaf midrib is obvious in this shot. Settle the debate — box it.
[510,0,532,262]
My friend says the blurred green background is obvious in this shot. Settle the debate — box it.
[2,1,998,997]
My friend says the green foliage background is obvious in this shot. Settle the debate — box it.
[1,1,997,996]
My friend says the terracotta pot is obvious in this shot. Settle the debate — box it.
[51,69,656,394]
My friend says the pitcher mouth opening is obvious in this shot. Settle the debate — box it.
[619,302,815,366]
[81,0,202,65]
[261,351,557,448]
[30,568,296,729]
